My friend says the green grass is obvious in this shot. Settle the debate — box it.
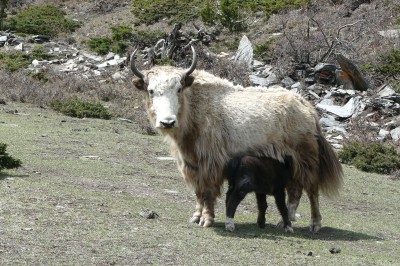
[0,102,399,265]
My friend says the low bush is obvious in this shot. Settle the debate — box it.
[5,4,82,37]
[132,29,165,48]
[131,0,202,26]
[0,45,54,72]
[0,143,22,171]
[0,52,30,72]
[338,142,400,174]
[86,25,135,55]
[49,99,112,119]
[254,39,275,63]
[374,49,400,78]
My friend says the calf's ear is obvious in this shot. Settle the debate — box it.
[133,78,146,91]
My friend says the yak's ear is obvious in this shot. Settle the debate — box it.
[133,78,145,91]
[182,75,195,87]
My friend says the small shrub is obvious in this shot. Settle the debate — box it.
[155,57,174,66]
[49,99,112,119]
[0,51,30,72]
[254,39,275,63]
[30,45,54,61]
[0,143,22,171]
[5,4,82,37]
[131,0,203,25]
[86,25,135,55]
[200,0,248,33]
[111,25,132,41]
[338,142,400,174]
[132,29,165,48]
[374,49,400,78]
[30,71,49,83]
[86,37,113,55]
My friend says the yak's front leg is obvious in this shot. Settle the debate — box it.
[199,190,216,227]
[189,189,203,224]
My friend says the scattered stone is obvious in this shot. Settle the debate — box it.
[140,209,159,219]
[316,96,362,119]
[390,127,400,141]
[329,247,341,254]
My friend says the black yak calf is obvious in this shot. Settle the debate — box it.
[224,152,294,233]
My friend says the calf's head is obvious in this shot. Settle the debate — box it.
[130,46,197,129]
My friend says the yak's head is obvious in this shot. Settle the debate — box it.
[130,46,197,129]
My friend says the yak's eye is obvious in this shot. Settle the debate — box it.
[148,89,154,95]
[177,88,182,94]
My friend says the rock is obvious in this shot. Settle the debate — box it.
[29,35,50,43]
[329,247,341,254]
[315,63,337,84]
[249,74,279,87]
[378,29,400,38]
[14,43,24,52]
[336,54,369,91]
[316,96,363,119]
[140,209,159,219]
[336,70,354,90]
[281,76,295,88]
[234,35,253,68]
[377,84,396,98]
[378,129,390,140]
[290,82,305,93]
[390,127,400,141]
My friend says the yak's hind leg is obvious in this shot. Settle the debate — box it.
[255,193,267,228]
[306,185,322,233]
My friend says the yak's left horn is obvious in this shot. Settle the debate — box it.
[184,45,197,76]
[130,49,144,79]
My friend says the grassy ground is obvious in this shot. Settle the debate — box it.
[1,102,399,265]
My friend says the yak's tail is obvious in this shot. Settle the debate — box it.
[317,133,344,198]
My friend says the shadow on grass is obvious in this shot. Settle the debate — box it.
[0,172,29,181]
[212,222,383,241]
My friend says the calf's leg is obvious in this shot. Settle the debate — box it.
[274,189,293,233]
[225,191,246,232]
[255,193,267,228]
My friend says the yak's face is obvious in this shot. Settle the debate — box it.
[130,46,197,130]
[146,72,184,129]
[133,70,194,130]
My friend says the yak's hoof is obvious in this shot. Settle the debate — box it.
[284,226,294,233]
[199,217,214,227]
[309,223,321,233]
[276,220,284,229]
[189,215,201,224]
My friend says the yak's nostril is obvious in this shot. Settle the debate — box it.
[160,119,175,128]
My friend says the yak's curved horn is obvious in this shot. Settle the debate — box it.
[130,49,144,79]
[184,45,197,76]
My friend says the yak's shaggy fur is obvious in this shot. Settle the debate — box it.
[133,65,343,232]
